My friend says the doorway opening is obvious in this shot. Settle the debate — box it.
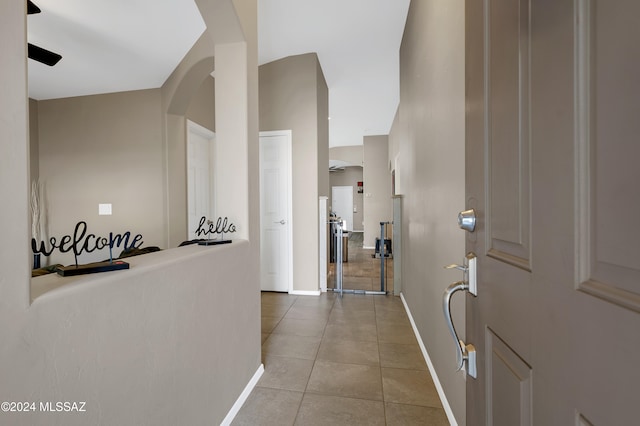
[327,231,394,294]
[187,120,216,239]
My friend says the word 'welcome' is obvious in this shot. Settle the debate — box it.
[31,221,143,266]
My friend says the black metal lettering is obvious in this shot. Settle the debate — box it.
[193,216,237,238]
[96,237,108,250]
[72,221,88,265]
[58,235,73,253]
[31,238,54,256]
[195,216,207,237]
[109,231,131,249]
[130,234,144,249]
[83,234,98,253]
[30,221,145,267]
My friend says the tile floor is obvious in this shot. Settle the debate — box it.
[232,292,449,425]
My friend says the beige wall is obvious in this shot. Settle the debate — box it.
[26,242,260,425]
[316,60,330,199]
[330,145,363,166]
[186,75,216,131]
[162,33,215,248]
[259,53,329,293]
[36,90,166,265]
[0,0,31,309]
[0,0,261,424]
[389,1,466,424]
[329,167,364,232]
[230,0,261,293]
[29,99,39,183]
[363,135,393,248]
[33,73,216,267]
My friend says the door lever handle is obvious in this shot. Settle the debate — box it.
[444,264,467,272]
[274,220,286,225]
[443,281,468,371]
[443,281,477,378]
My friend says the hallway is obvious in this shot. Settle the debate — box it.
[233,235,448,425]
[233,293,448,425]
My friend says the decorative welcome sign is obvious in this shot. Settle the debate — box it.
[195,216,236,246]
[31,221,143,276]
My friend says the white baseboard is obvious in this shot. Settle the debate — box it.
[220,363,264,426]
[400,293,458,426]
[363,245,375,250]
[290,290,321,296]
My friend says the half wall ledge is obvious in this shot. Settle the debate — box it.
[30,240,247,302]
[23,240,261,425]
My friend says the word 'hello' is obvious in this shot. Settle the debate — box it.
[31,221,143,266]
[195,216,236,238]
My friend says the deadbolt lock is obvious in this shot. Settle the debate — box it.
[458,209,476,232]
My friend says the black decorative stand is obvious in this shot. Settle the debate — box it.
[197,239,232,246]
[56,260,129,277]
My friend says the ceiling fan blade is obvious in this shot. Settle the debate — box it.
[27,0,41,15]
[28,43,62,66]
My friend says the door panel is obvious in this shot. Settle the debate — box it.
[487,0,531,268]
[260,131,292,292]
[576,0,640,307]
[466,0,640,424]
[486,328,532,426]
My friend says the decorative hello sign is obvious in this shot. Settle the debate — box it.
[31,221,143,276]
[195,216,236,246]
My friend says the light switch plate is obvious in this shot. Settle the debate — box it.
[99,203,112,215]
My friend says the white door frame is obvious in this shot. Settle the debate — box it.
[187,120,216,239]
[259,130,293,293]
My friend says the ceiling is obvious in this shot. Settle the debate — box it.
[27,0,410,148]
[259,0,410,147]
[27,0,206,100]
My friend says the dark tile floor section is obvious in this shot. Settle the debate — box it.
[232,291,450,425]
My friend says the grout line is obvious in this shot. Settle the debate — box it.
[373,294,388,423]
[293,292,335,424]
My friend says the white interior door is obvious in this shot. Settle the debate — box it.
[187,120,215,239]
[260,131,292,292]
[331,186,353,232]
[464,1,640,424]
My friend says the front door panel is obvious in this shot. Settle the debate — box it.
[466,0,640,424]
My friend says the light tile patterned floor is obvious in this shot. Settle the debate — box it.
[232,292,450,425]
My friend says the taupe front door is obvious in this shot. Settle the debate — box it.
[465,0,640,424]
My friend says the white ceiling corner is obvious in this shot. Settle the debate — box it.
[259,0,410,147]
[26,0,410,148]
[27,0,205,100]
